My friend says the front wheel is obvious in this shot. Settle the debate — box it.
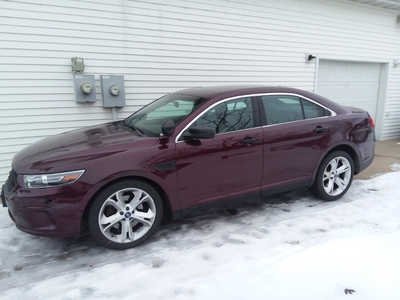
[88,180,163,250]
[309,151,354,201]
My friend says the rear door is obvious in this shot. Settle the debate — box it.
[259,94,336,194]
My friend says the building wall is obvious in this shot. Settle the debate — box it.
[0,0,399,184]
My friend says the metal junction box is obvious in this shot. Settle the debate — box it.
[100,75,126,108]
[73,74,96,103]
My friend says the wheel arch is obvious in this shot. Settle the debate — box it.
[329,144,359,173]
[81,176,174,227]
[310,144,360,186]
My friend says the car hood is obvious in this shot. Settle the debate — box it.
[12,122,155,173]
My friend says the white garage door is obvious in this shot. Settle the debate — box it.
[316,61,381,120]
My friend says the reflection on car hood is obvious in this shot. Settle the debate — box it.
[12,122,150,173]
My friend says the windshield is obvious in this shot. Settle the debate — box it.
[123,93,205,137]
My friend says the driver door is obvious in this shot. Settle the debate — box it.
[175,96,264,211]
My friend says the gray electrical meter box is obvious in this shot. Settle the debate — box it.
[100,75,126,108]
[73,74,96,103]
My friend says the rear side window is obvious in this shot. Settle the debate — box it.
[302,99,330,119]
[261,95,330,125]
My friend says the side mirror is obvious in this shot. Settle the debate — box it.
[161,119,175,137]
[182,126,215,140]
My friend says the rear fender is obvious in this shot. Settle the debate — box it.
[310,141,361,186]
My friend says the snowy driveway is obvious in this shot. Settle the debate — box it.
[1,167,400,300]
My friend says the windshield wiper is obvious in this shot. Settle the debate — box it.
[122,121,146,137]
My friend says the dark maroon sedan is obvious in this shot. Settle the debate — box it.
[1,86,375,250]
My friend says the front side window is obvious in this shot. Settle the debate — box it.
[124,94,205,137]
[194,97,254,134]
[261,95,330,125]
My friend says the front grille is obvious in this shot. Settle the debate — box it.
[6,169,18,192]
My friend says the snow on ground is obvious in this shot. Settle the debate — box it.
[391,163,400,171]
[1,168,400,300]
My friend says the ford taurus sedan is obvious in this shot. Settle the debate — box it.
[1,86,375,250]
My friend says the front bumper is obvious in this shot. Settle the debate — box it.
[3,175,87,238]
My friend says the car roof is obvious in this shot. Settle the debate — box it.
[174,85,313,100]
[174,85,349,114]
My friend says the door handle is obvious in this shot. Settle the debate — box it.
[240,138,259,145]
[313,126,328,133]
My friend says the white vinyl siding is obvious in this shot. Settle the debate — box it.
[0,0,399,185]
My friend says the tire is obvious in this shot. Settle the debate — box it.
[309,150,354,201]
[88,180,163,250]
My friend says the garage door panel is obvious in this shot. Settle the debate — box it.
[317,60,380,120]
[347,85,379,98]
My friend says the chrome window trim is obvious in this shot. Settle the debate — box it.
[259,93,337,117]
[175,92,337,143]
[175,94,260,143]
[262,115,331,128]
[259,92,337,128]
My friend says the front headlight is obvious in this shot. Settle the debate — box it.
[24,170,85,189]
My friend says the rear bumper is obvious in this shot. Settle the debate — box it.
[1,185,7,207]
[358,154,374,174]
[354,124,375,175]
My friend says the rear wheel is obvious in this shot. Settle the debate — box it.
[88,180,163,250]
[309,151,354,201]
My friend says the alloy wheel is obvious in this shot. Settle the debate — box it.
[98,188,156,243]
[322,156,352,196]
